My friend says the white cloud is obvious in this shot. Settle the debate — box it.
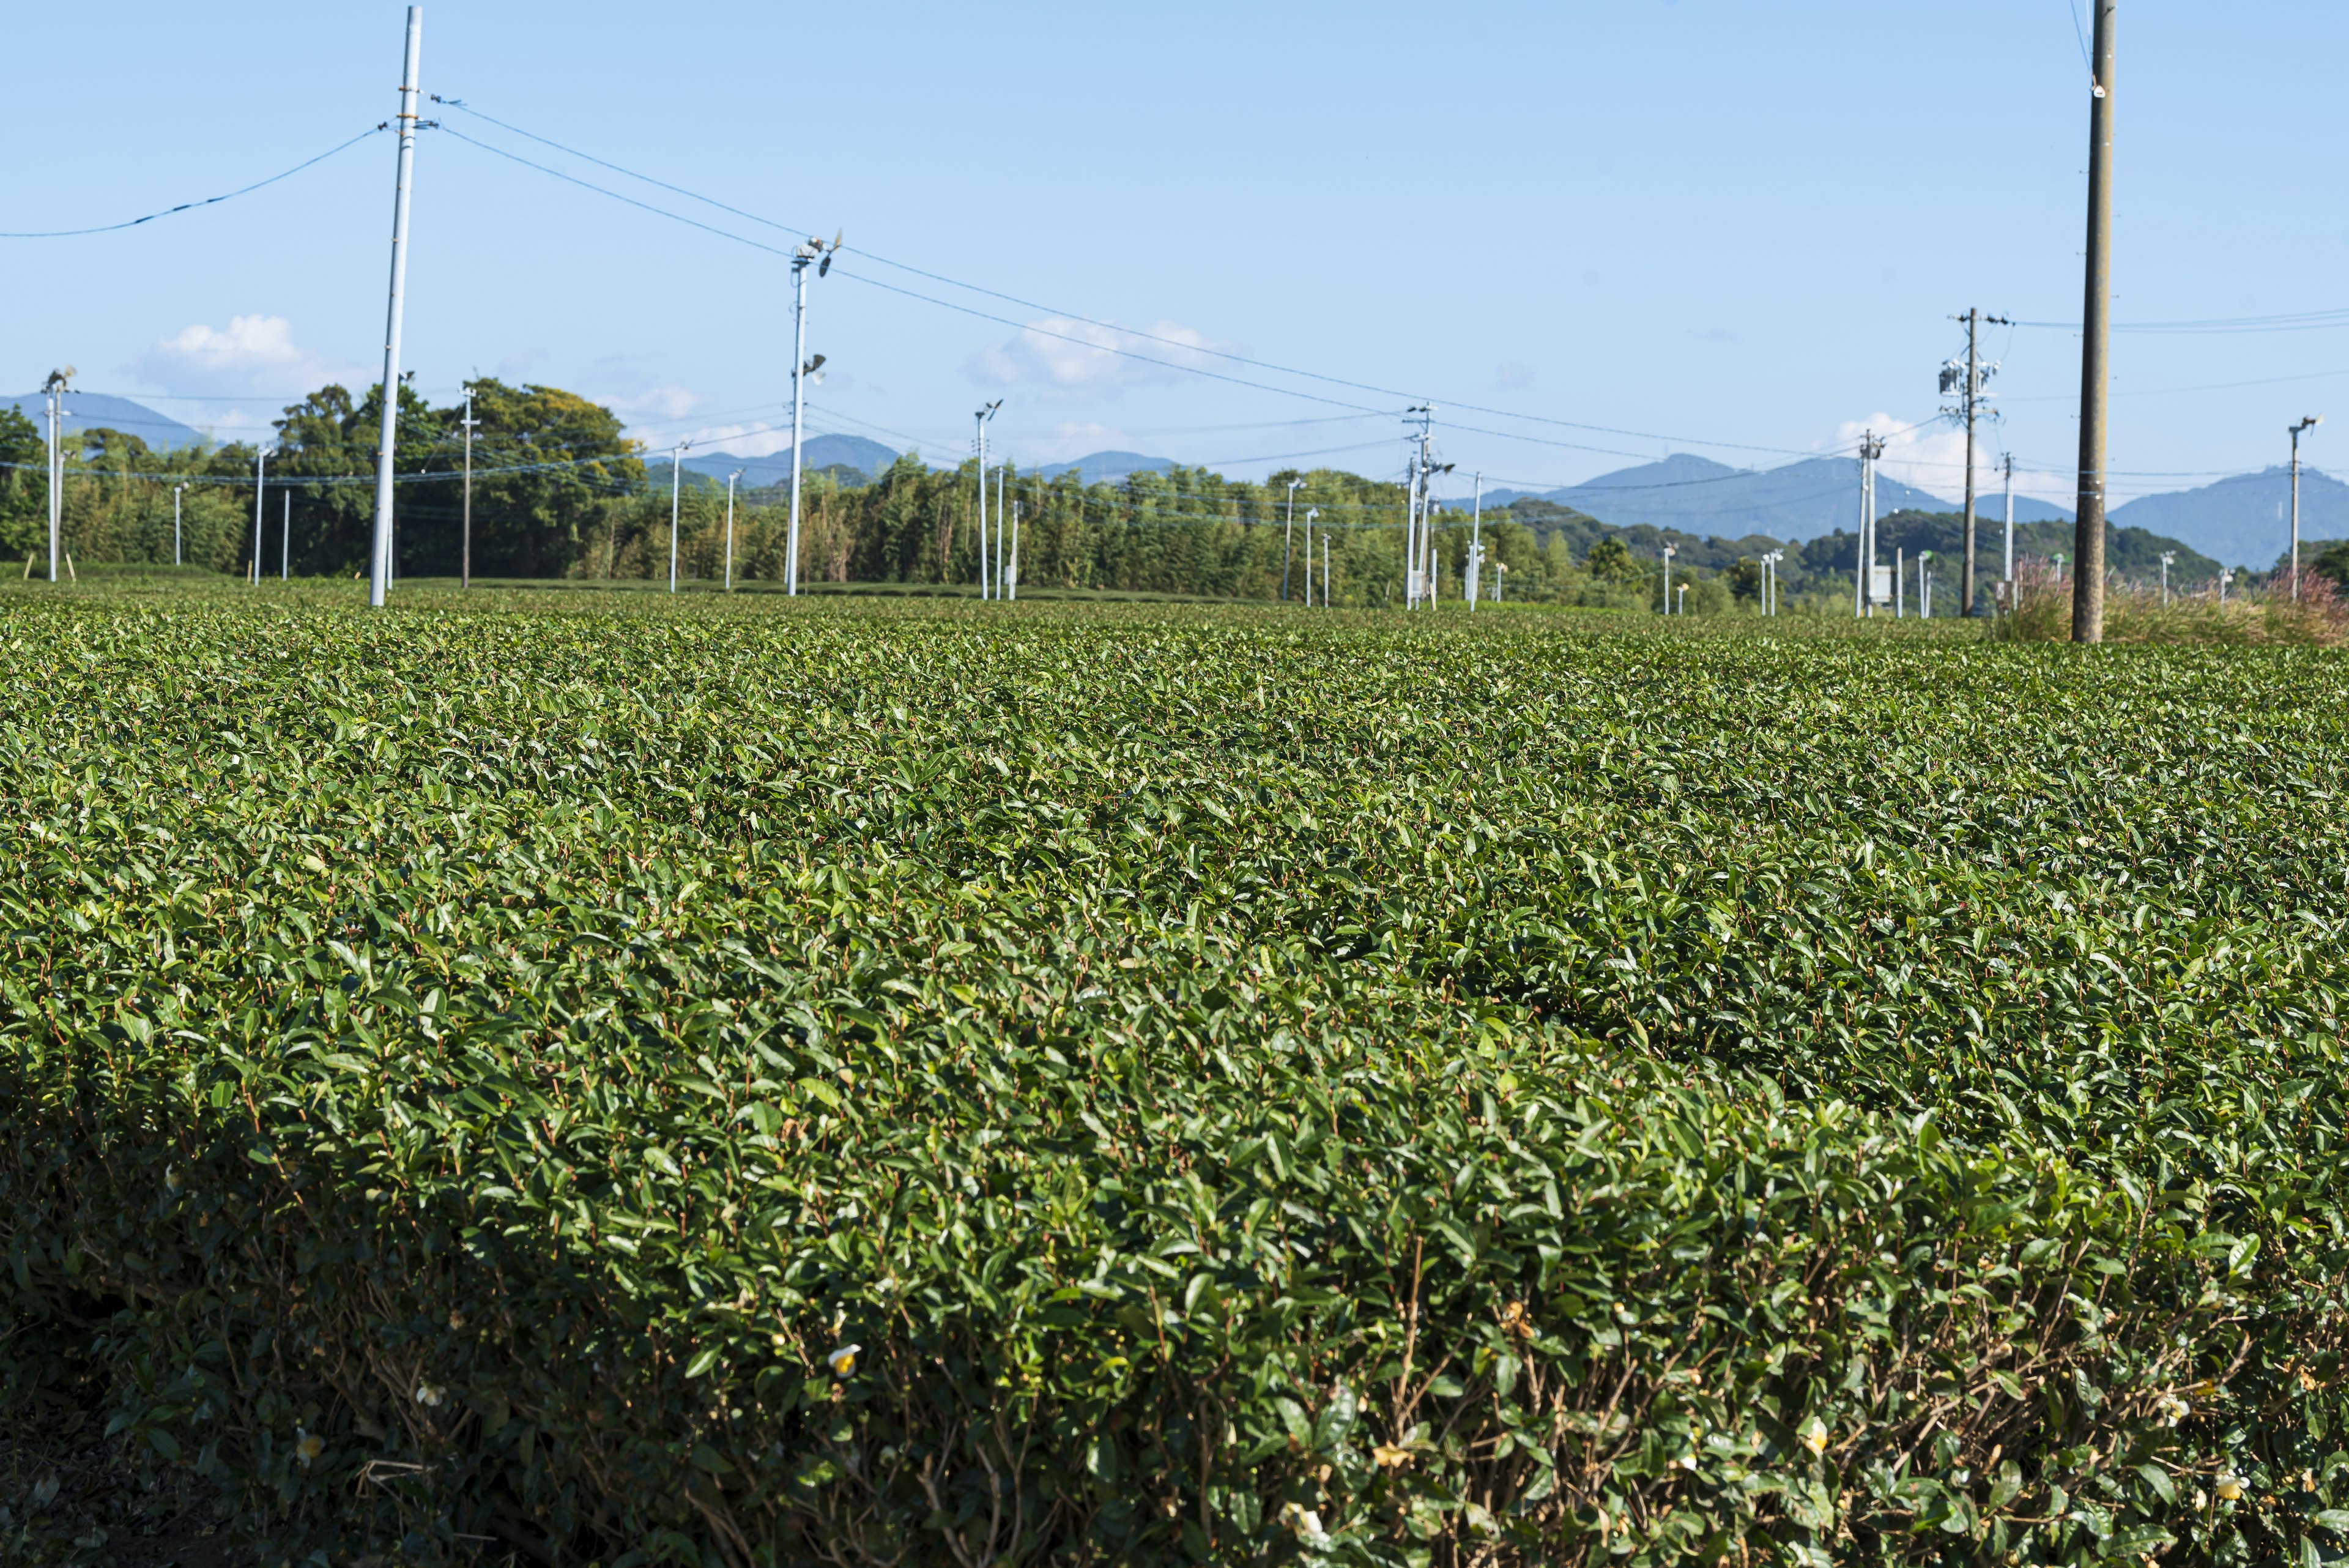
[1028,421,1130,463]
[970,318,1233,396]
[1829,412,2073,509]
[137,314,354,395]
[604,384,702,423]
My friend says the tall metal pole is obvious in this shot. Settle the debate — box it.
[45,382,61,584]
[995,464,1005,598]
[1303,509,1318,606]
[368,6,423,610]
[281,491,290,582]
[460,383,477,590]
[1282,477,1302,601]
[2072,0,2115,643]
[173,484,184,567]
[1009,500,1020,601]
[669,444,687,593]
[788,253,810,596]
[725,469,741,590]
[2002,453,2016,585]
[252,448,268,587]
[2289,417,2321,599]
[1468,472,1483,610]
[973,402,999,598]
[1961,308,1980,618]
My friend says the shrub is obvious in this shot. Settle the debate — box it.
[2,592,2347,1566]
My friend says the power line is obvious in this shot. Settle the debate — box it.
[0,128,388,237]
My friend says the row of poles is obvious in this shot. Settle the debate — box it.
[360,7,835,604]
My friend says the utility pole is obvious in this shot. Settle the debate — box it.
[668,442,689,593]
[1404,406,1435,608]
[281,491,291,582]
[1009,500,1020,601]
[2290,415,2322,598]
[1282,477,1304,601]
[725,469,743,590]
[459,383,478,590]
[43,368,71,583]
[173,484,184,567]
[2159,550,2173,604]
[786,231,838,598]
[1466,472,1483,609]
[252,447,269,587]
[1942,308,2008,618]
[995,464,1006,600]
[2001,453,2016,585]
[1855,431,1885,617]
[369,6,423,610]
[973,401,1000,598]
[1303,509,1319,606]
[2073,0,2116,642]
[1661,543,1675,614]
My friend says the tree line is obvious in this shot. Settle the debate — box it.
[12,378,2284,609]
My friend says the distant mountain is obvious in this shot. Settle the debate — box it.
[680,434,897,488]
[1516,453,2072,541]
[2,392,204,449]
[1035,451,1177,485]
[2108,466,2349,568]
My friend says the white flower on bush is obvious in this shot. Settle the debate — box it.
[826,1344,862,1377]
[1800,1418,1829,1457]
[2153,1392,2189,1427]
[415,1383,447,1408]
[1280,1502,1331,1550]
[295,1430,324,1468]
[2215,1474,2245,1501]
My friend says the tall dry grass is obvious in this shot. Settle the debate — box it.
[1997,560,2348,645]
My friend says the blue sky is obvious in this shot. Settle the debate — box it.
[7,1,2345,508]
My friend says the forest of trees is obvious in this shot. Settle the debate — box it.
[7,379,2266,609]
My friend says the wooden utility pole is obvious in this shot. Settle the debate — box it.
[2072,1,2116,643]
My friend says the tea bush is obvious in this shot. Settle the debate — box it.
[2,592,2346,1566]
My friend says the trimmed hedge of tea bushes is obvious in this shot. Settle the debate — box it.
[2,596,2345,1566]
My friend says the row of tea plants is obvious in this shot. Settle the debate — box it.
[2,592,2345,1566]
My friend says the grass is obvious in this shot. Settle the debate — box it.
[1,582,2345,1566]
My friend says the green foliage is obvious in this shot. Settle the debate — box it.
[2314,538,2349,590]
[2,590,2347,1567]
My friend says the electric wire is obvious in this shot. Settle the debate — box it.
[0,128,388,238]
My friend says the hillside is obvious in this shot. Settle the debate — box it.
[2108,464,2349,568]
[1504,453,2073,542]
[1,392,204,449]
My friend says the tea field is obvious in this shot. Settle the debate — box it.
[1,587,2345,1567]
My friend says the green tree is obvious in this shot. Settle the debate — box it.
[0,406,45,561]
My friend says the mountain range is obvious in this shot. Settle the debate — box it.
[3,392,205,448]
[1471,453,2346,567]
[18,394,2341,567]
[680,434,899,488]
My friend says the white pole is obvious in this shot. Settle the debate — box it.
[976,425,989,599]
[1896,548,1904,618]
[1854,445,1868,617]
[1009,500,1020,601]
[2002,453,2016,585]
[173,484,184,567]
[1323,533,1330,608]
[725,469,740,590]
[1467,472,1483,610]
[669,445,686,592]
[995,464,1005,600]
[252,448,268,587]
[45,385,59,583]
[460,384,476,591]
[368,6,423,609]
[787,254,809,596]
[281,491,290,582]
[1662,544,1673,614]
